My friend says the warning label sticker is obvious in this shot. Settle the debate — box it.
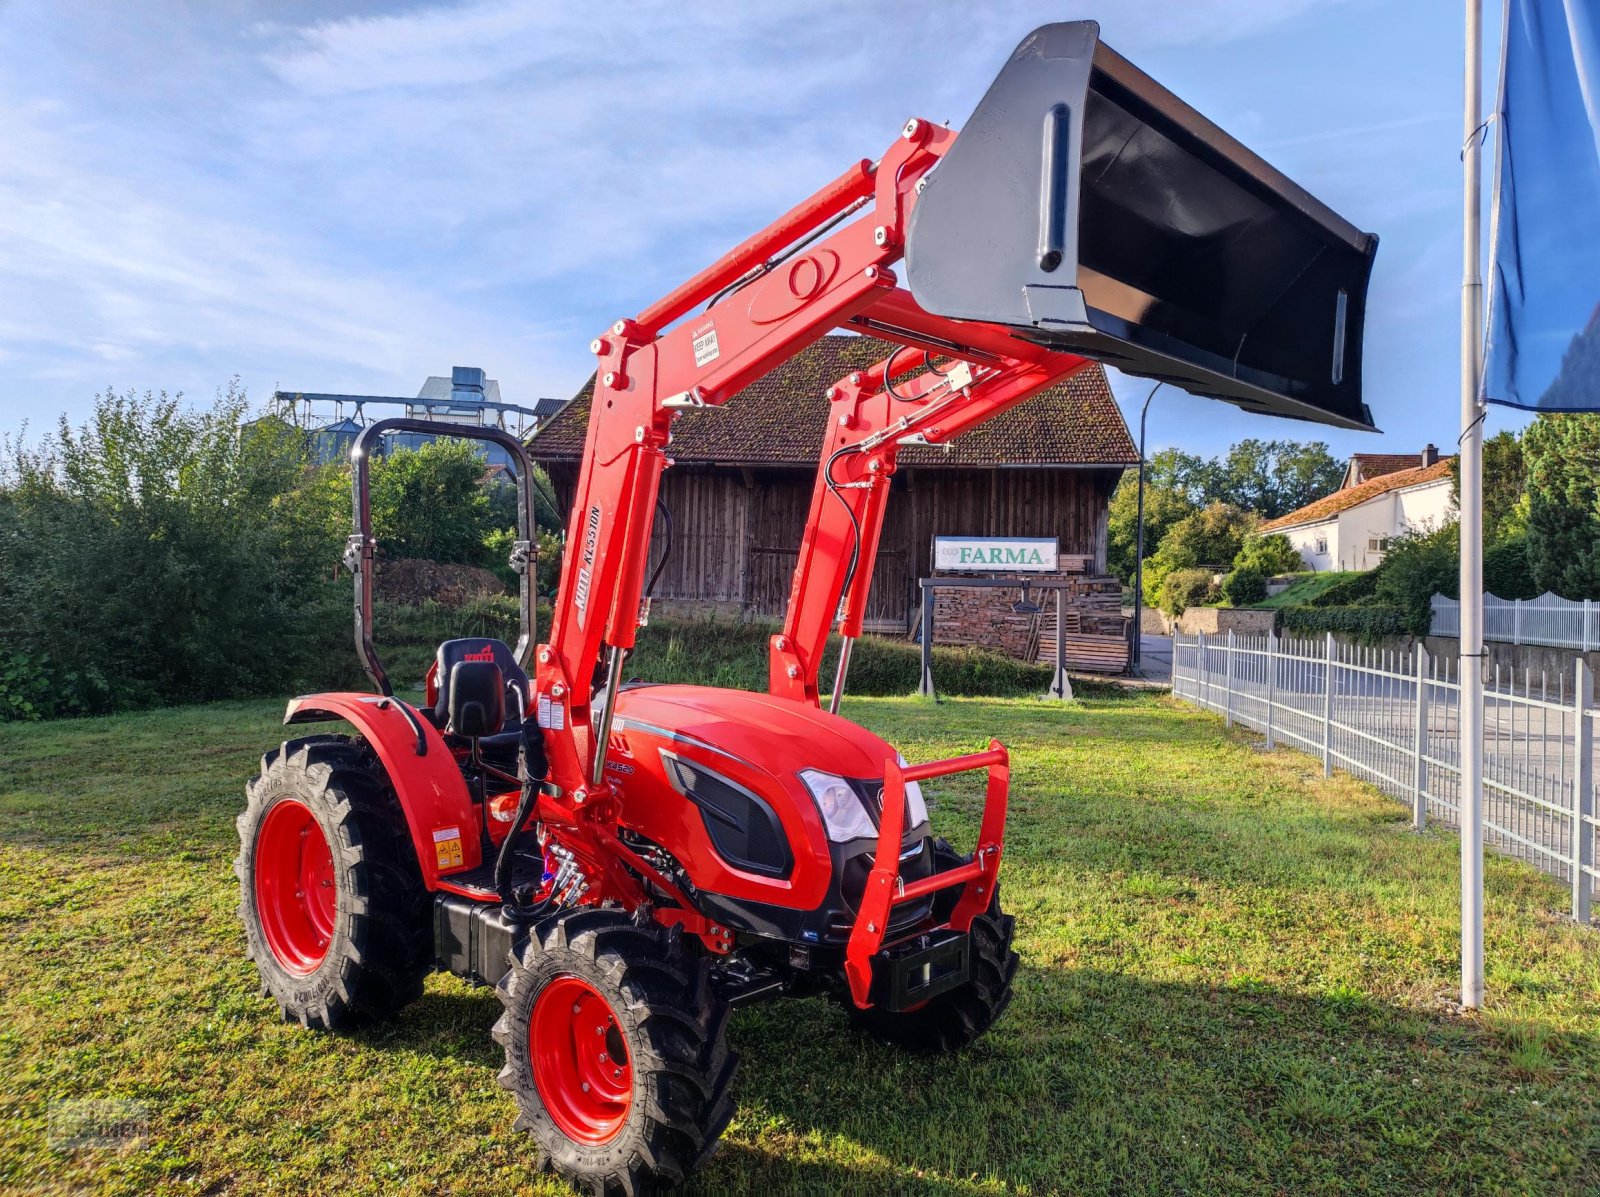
[692,322,720,368]
[535,694,565,731]
[432,826,464,870]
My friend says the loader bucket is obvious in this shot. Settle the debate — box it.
[905,21,1379,431]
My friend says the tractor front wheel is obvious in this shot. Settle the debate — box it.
[493,908,737,1194]
[846,839,1019,1054]
[236,735,431,1029]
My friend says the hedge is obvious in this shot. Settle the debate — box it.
[1279,603,1408,641]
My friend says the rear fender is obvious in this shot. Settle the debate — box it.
[284,692,481,888]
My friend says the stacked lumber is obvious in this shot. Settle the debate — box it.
[928,572,1131,674]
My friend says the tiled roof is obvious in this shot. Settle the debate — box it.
[528,335,1137,469]
[1345,452,1434,486]
[1262,458,1456,531]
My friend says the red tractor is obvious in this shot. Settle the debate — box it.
[237,21,1376,1194]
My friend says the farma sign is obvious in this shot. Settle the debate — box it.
[933,536,1058,573]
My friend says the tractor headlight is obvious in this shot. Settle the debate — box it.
[896,753,930,828]
[799,769,876,843]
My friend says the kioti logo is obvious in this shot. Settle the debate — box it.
[464,644,496,662]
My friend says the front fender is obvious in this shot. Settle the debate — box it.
[284,692,480,888]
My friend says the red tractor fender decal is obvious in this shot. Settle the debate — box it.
[284,692,481,887]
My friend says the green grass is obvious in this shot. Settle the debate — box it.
[3,692,1599,1194]
[1253,571,1364,610]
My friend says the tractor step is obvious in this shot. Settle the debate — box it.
[433,893,526,986]
[871,928,970,1012]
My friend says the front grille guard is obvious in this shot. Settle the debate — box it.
[843,741,1009,1009]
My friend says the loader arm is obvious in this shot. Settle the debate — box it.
[531,18,1377,874]
[532,120,960,811]
[768,325,1095,705]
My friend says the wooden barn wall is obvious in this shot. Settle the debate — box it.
[540,464,1123,630]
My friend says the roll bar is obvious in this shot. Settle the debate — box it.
[344,418,536,697]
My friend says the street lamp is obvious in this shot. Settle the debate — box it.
[1131,382,1164,669]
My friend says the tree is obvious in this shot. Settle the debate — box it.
[486,464,563,534]
[1212,438,1344,518]
[1453,429,1527,547]
[1522,413,1600,597]
[1141,502,1257,606]
[1232,531,1303,576]
[1105,470,1196,582]
[1484,537,1539,600]
[367,440,495,564]
[1154,502,1257,571]
[1111,438,1341,585]
[1482,430,1528,546]
[1144,447,1220,505]
[281,439,566,575]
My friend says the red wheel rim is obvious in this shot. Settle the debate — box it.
[529,975,633,1144]
[253,799,336,976]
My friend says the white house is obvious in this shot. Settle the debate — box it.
[1261,446,1455,572]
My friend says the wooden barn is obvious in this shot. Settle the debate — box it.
[529,336,1137,635]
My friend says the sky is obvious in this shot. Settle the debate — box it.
[0,0,1520,462]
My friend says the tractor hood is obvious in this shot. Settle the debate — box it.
[905,20,1379,431]
[612,684,895,782]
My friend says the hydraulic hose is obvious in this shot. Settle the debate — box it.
[497,718,551,920]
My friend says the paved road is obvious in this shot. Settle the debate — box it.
[1135,634,1173,683]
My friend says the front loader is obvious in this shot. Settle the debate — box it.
[236,21,1377,1194]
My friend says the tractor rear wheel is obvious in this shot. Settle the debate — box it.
[493,907,737,1195]
[845,839,1019,1054]
[236,735,431,1029]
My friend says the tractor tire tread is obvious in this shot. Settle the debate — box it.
[237,734,430,1029]
[496,906,738,1196]
[844,841,1019,1054]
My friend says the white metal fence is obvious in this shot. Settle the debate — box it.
[1431,591,1600,649]
[1172,631,1599,923]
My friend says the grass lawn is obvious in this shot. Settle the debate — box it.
[3,689,1598,1195]
[1253,572,1365,610]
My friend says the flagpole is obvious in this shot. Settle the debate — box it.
[1459,0,1486,1010]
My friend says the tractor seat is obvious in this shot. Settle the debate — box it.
[433,638,531,744]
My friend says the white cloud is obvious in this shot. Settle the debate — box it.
[0,0,1453,461]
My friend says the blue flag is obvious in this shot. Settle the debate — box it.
[1484,0,1600,411]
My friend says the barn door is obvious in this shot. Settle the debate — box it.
[864,550,912,632]
[743,477,810,621]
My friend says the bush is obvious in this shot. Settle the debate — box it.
[1484,536,1540,600]
[1280,604,1407,641]
[483,526,565,596]
[1159,568,1217,616]
[0,386,332,716]
[0,387,573,720]
[1372,524,1459,635]
[1232,532,1302,577]
[1221,566,1267,606]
